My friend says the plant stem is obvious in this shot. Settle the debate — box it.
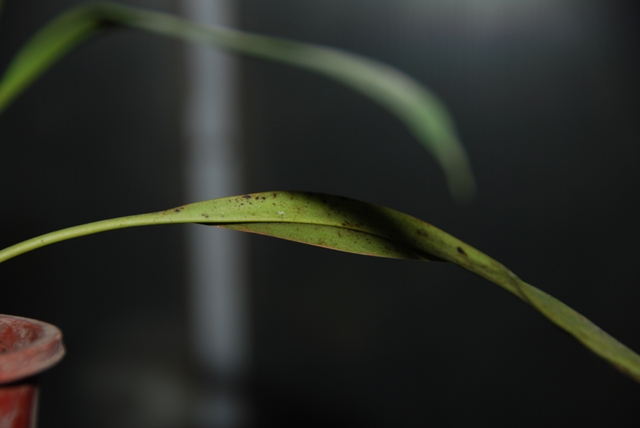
[0,212,167,263]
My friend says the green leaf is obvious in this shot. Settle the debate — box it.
[0,1,474,201]
[1,191,639,382]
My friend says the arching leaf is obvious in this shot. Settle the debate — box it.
[1,191,639,382]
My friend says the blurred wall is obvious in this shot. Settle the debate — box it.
[238,0,640,426]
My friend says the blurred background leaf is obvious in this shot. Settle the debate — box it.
[0,1,475,200]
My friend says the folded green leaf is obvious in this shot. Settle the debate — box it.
[1,191,638,382]
[0,1,474,200]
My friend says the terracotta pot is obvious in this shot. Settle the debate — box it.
[0,315,65,428]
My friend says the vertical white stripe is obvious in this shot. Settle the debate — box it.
[182,0,248,426]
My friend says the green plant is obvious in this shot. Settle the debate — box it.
[1,0,639,388]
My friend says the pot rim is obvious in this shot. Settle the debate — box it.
[0,314,65,384]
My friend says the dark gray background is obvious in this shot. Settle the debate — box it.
[1,0,640,427]
[240,1,640,426]
[0,0,189,426]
